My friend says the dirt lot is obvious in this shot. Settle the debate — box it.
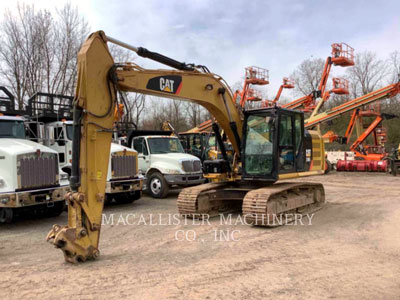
[1,172,400,299]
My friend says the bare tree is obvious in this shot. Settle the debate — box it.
[0,3,89,108]
[389,51,400,84]
[0,4,40,108]
[121,93,146,127]
[291,58,325,96]
[345,51,388,98]
[52,4,89,95]
[184,102,209,128]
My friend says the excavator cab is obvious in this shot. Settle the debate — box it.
[203,107,310,183]
[242,107,306,181]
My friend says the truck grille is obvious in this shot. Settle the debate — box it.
[112,155,136,179]
[182,160,201,173]
[17,153,58,190]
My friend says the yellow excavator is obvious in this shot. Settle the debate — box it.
[47,31,326,263]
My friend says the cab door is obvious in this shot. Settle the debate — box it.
[133,137,151,173]
[277,110,305,174]
[48,124,68,167]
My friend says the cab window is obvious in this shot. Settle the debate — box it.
[279,114,295,171]
[244,114,274,175]
[295,114,302,155]
[133,138,148,155]
[54,127,64,141]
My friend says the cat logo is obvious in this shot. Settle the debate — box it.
[160,77,174,92]
[146,75,182,95]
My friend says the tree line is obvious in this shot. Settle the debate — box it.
[0,4,398,149]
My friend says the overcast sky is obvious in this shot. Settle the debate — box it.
[0,0,399,97]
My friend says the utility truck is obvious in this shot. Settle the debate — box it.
[129,131,204,198]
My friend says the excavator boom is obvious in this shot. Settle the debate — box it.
[115,65,242,154]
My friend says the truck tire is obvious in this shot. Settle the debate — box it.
[115,191,142,204]
[148,172,169,198]
[0,208,13,223]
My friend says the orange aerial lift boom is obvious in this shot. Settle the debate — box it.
[335,101,396,160]
[262,77,294,108]
[238,66,269,107]
[348,113,396,160]
[273,77,295,105]
[283,43,354,112]
[305,82,400,128]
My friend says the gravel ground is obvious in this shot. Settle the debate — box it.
[1,172,399,299]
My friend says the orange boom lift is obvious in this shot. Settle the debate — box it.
[233,66,269,107]
[262,77,295,108]
[283,43,354,113]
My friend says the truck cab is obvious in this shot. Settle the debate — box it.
[0,115,69,223]
[131,135,204,198]
[40,120,143,203]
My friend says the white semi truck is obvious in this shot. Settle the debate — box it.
[0,115,70,223]
[40,120,143,203]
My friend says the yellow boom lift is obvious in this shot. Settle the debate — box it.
[47,31,327,263]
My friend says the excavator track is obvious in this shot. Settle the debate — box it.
[178,181,325,226]
[177,182,246,217]
[242,182,325,226]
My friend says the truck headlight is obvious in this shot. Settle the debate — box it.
[164,169,181,175]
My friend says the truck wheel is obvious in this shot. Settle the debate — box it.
[0,208,13,223]
[115,191,142,204]
[148,172,169,198]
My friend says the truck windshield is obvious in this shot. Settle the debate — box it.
[66,124,73,140]
[0,120,26,139]
[244,114,274,175]
[147,138,185,154]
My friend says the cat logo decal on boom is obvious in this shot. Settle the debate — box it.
[146,75,183,95]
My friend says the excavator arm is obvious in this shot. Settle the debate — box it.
[46,31,244,263]
[46,33,116,263]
